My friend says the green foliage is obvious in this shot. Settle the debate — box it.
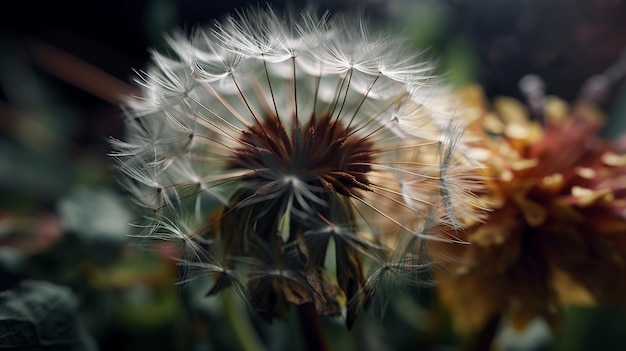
[553,305,626,351]
[0,280,97,350]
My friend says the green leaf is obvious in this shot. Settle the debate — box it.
[553,305,626,351]
[0,280,97,350]
[57,186,131,243]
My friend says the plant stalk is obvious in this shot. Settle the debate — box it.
[296,302,330,351]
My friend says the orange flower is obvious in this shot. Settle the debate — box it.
[431,84,626,333]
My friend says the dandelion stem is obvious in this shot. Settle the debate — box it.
[296,303,330,351]
[223,291,266,351]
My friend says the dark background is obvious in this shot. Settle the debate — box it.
[2,1,626,349]
[2,0,626,155]
[4,0,626,101]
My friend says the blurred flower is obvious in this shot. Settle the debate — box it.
[431,77,626,334]
[0,211,63,256]
[110,7,482,327]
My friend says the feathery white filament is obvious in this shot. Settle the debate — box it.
[111,6,483,323]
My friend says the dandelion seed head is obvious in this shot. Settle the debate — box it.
[111,6,483,327]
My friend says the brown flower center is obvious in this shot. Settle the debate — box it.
[227,113,374,197]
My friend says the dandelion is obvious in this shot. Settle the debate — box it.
[430,72,626,338]
[110,6,482,328]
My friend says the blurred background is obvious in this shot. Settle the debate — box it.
[1,0,626,350]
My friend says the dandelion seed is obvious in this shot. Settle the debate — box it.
[111,6,482,327]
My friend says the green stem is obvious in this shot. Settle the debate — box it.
[223,291,266,351]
